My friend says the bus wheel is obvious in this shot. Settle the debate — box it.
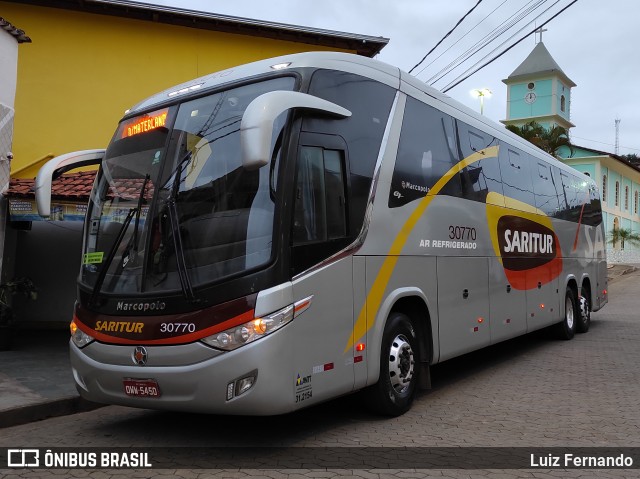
[555,289,577,340]
[576,287,591,333]
[364,312,418,416]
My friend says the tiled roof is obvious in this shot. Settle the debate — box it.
[5,171,155,202]
[0,17,31,43]
[6,171,96,201]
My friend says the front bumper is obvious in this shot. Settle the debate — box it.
[70,326,295,415]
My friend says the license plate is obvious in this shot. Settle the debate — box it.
[123,379,161,398]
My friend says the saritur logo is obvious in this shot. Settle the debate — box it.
[495,216,562,290]
[485,192,563,291]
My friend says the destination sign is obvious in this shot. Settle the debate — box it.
[121,108,169,139]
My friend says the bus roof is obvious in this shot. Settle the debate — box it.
[125,51,593,184]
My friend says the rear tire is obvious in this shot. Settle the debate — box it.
[364,312,419,416]
[555,289,577,340]
[576,287,591,333]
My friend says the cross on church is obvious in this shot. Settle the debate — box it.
[535,27,548,43]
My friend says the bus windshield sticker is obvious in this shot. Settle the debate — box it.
[83,252,104,265]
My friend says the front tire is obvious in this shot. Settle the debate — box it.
[364,312,419,416]
[555,289,577,340]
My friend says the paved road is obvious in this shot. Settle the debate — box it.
[1,269,640,478]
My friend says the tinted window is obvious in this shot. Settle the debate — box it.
[585,183,603,226]
[456,122,503,203]
[498,144,535,207]
[389,97,460,208]
[305,70,395,229]
[551,166,568,218]
[533,161,560,215]
[293,146,347,244]
[560,172,589,222]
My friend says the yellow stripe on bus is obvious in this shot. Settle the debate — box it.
[345,145,500,353]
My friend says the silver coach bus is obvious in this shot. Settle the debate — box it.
[37,52,607,416]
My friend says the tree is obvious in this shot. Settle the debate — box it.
[608,227,640,250]
[506,121,574,157]
[621,153,640,165]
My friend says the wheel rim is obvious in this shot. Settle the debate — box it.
[566,296,575,329]
[388,334,415,394]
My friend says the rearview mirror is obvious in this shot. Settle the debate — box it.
[240,91,351,170]
[34,149,105,217]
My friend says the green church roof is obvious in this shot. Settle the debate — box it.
[504,42,576,87]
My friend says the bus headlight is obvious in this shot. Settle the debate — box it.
[70,319,95,348]
[201,304,294,351]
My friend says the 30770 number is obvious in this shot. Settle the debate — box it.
[159,322,196,333]
[448,225,477,241]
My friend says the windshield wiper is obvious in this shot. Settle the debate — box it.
[89,207,136,307]
[89,176,150,306]
[120,174,150,269]
[165,151,197,303]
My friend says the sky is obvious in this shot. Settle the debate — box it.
[137,0,638,156]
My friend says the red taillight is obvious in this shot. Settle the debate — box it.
[356,343,365,352]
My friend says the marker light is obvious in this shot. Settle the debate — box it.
[70,318,95,348]
[270,62,291,70]
[167,82,203,97]
[201,305,294,351]
[356,343,366,352]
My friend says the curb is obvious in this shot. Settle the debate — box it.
[0,396,104,429]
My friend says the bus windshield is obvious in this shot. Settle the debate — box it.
[81,76,295,296]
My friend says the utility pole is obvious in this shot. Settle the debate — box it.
[615,118,621,155]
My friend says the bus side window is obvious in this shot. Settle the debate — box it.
[293,146,347,245]
[551,165,568,219]
[562,172,589,223]
[304,70,395,235]
[456,122,503,203]
[389,96,460,208]
[585,183,603,226]
[533,161,559,215]
[498,144,535,208]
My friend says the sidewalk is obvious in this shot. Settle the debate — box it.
[607,262,638,284]
[0,329,101,428]
[0,263,638,429]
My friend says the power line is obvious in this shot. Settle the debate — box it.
[442,0,578,93]
[438,0,560,91]
[408,0,484,74]
[413,0,510,78]
[428,0,550,86]
[571,135,640,153]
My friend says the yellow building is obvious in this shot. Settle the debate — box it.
[0,0,387,327]
[1,0,387,179]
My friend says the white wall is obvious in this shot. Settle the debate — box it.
[0,29,18,109]
[0,28,18,286]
